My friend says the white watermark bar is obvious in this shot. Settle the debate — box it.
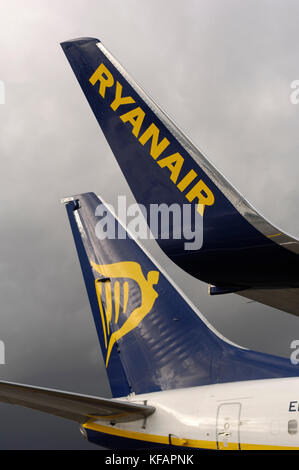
[0,80,5,104]
[290,80,299,104]
[0,341,5,364]
[290,340,299,364]
[95,196,204,251]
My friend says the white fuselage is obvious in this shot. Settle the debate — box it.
[83,377,299,450]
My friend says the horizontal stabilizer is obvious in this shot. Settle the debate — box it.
[238,288,299,314]
[0,381,155,424]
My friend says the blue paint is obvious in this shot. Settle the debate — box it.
[61,38,299,290]
[65,193,299,400]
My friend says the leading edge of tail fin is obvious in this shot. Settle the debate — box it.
[61,37,299,294]
[63,192,299,398]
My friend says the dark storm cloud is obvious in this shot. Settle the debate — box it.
[0,0,298,448]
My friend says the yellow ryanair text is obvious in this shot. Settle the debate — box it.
[89,64,215,216]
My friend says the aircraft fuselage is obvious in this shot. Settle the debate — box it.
[82,377,299,450]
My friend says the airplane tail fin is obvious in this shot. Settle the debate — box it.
[63,192,299,398]
[60,38,299,302]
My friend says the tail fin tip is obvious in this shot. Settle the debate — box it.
[60,37,100,51]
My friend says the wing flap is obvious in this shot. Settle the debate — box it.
[0,381,155,423]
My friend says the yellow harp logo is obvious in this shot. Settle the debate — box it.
[91,261,159,367]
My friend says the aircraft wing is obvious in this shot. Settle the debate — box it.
[61,37,299,316]
[0,380,155,424]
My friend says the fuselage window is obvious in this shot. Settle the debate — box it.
[288,419,298,435]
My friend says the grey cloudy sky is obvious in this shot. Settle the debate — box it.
[0,0,298,449]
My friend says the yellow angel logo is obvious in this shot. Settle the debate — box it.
[91,260,159,367]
